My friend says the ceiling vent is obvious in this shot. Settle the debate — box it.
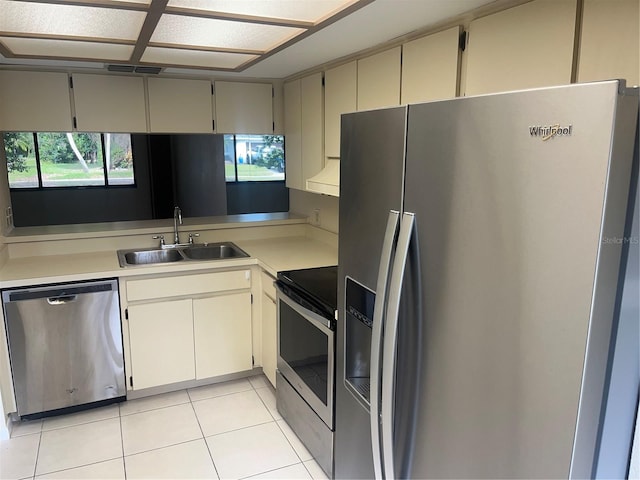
[134,66,162,75]
[107,64,162,74]
[107,64,134,73]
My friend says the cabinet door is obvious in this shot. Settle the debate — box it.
[127,299,195,390]
[214,81,273,133]
[0,71,73,131]
[402,27,460,104]
[72,74,147,132]
[261,289,277,388]
[193,292,253,379]
[578,0,639,86]
[284,79,303,190]
[324,61,357,158]
[301,73,324,185]
[464,0,576,96]
[148,77,213,133]
[357,47,401,111]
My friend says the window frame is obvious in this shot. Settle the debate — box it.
[224,133,286,183]
[3,132,138,191]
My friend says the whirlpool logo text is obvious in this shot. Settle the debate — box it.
[529,124,573,141]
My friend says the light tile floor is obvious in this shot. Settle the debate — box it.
[1,375,328,480]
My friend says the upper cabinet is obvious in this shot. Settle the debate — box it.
[463,0,577,96]
[284,79,302,189]
[214,81,273,133]
[357,47,401,110]
[401,27,461,104]
[0,71,73,132]
[300,74,324,184]
[72,74,147,132]
[578,0,639,86]
[147,77,213,133]
[284,73,324,191]
[324,61,357,158]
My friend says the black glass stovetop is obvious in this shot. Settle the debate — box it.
[277,265,338,315]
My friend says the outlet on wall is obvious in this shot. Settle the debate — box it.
[312,208,321,226]
[5,207,13,229]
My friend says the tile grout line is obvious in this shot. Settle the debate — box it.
[119,403,128,480]
[188,391,221,479]
[239,460,304,479]
[31,455,124,478]
[301,460,319,480]
[251,377,314,469]
[31,425,43,479]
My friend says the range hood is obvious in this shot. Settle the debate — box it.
[306,159,340,197]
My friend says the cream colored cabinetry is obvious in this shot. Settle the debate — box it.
[147,77,213,133]
[0,71,73,131]
[214,81,273,133]
[260,270,277,387]
[324,61,357,158]
[401,27,461,104]
[284,73,324,191]
[357,47,401,110]
[122,269,252,390]
[578,0,639,86]
[72,74,147,132]
[193,292,253,379]
[284,80,302,189]
[127,299,195,390]
[463,0,576,96]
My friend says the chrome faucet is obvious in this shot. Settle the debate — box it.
[173,206,182,245]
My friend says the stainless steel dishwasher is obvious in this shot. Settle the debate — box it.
[2,278,126,418]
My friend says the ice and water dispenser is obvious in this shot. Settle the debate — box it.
[344,277,376,408]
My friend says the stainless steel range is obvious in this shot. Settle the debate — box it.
[275,265,337,477]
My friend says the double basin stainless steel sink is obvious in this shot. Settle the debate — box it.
[117,242,249,267]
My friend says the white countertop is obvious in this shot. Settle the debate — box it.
[0,236,338,288]
[3,213,308,243]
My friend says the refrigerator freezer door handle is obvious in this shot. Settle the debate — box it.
[370,210,400,480]
[381,212,415,480]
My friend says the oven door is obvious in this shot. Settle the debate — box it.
[276,285,334,429]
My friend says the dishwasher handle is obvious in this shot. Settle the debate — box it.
[3,279,117,303]
[47,295,78,305]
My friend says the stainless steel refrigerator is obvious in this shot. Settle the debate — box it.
[335,80,639,479]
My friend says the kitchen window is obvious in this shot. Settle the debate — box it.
[224,134,285,182]
[3,132,135,189]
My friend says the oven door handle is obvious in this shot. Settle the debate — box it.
[275,285,334,334]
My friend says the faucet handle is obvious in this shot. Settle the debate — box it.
[188,233,200,244]
[152,235,165,247]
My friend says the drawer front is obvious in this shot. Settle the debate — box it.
[261,270,276,301]
[126,270,251,302]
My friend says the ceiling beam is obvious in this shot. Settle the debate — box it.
[0,32,135,45]
[146,42,264,56]
[15,0,148,12]
[238,0,375,72]
[129,0,168,64]
[163,7,314,29]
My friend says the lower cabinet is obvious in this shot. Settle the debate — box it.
[123,269,253,390]
[194,292,253,379]
[128,299,195,390]
[261,270,278,387]
[261,291,277,387]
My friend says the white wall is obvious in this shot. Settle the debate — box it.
[289,189,339,234]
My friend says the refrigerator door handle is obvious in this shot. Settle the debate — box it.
[381,212,415,480]
[370,210,400,480]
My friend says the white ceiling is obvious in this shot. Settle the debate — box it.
[0,0,498,80]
